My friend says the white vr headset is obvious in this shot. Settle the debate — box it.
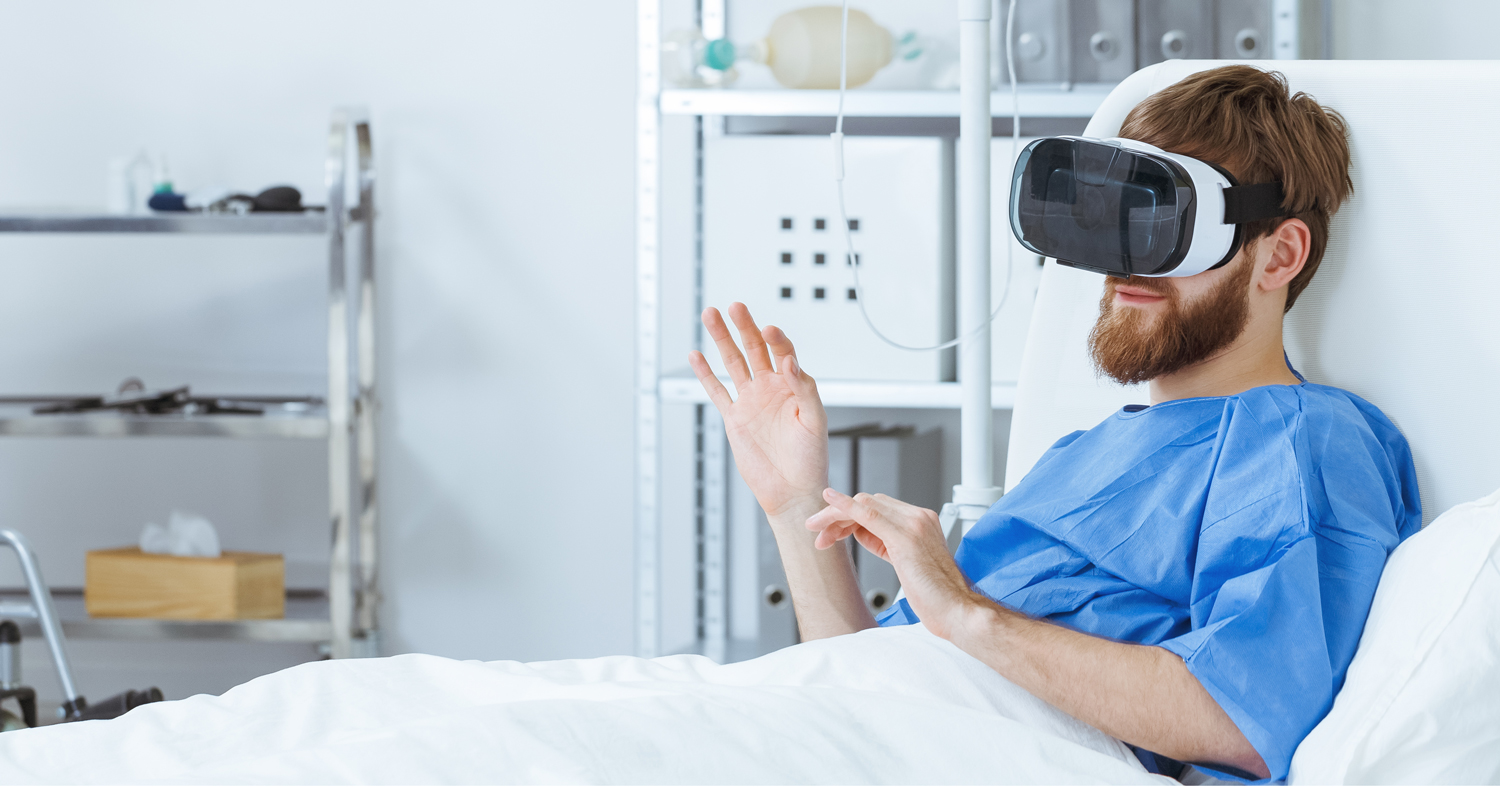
[1009,136,1290,278]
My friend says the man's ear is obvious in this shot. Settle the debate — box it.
[1257,218,1311,294]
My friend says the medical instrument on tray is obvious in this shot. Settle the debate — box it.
[663,7,921,90]
[0,529,163,729]
[833,0,1021,352]
[150,185,313,215]
[26,378,322,416]
[1009,136,1289,278]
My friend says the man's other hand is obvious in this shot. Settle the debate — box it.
[805,488,978,639]
[689,303,829,519]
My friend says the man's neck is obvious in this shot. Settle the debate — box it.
[1147,321,1302,405]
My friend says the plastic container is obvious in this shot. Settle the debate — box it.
[663,6,903,90]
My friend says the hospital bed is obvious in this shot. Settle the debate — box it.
[0,59,1496,785]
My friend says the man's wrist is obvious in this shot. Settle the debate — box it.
[765,493,827,527]
[944,593,1022,649]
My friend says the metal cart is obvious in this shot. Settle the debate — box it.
[0,108,379,660]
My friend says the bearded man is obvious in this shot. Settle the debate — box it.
[688,66,1420,783]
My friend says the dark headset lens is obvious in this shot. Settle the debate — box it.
[1011,139,1187,275]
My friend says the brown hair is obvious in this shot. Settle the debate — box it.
[1118,65,1353,312]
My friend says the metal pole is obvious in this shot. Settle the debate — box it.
[952,0,1004,535]
[326,109,353,660]
[635,0,664,659]
[702,408,728,663]
[353,114,379,655]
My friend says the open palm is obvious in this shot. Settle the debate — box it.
[689,303,828,517]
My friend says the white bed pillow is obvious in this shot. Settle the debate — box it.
[1289,487,1500,784]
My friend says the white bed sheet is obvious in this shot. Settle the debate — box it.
[0,624,1167,785]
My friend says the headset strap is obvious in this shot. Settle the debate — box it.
[1222,182,1288,224]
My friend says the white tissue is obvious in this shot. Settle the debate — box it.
[140,511,222,558]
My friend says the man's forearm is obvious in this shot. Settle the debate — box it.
[766,498,877,640]
[949,598,1269,779]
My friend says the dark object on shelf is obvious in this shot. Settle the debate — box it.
[147,192,189,212]
[252,186,303,212]
[30,378,322,417]
[175,186,313,216]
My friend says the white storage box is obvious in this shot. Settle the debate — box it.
[703,135,953,382]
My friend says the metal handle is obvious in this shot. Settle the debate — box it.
[0,530,81,706]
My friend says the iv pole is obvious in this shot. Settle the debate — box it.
[942,0,1005,545]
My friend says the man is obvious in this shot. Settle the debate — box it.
[687,66,1419,783]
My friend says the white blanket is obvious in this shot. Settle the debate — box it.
[0,624,1168,784]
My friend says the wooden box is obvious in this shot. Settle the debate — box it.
[85,547,284,620]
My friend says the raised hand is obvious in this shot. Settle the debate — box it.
[688,303,828,518]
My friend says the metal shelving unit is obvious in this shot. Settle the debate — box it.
[0,108,379,658]
[635,1,1107,661]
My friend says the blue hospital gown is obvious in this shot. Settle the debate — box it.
[878,381,1420,782]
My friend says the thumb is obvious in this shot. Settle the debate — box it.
[784,354,816,398]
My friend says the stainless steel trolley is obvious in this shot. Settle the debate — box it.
[0,108,379,661]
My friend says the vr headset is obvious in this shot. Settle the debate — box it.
[1009,136,1289,278]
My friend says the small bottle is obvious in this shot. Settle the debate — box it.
[756,6,894,90]
[153,154,174,195]
[662,28,741,88]
[106,151,155,215]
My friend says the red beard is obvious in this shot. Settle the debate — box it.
[1087,258,1254,386]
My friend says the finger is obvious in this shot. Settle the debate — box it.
[852,527,890,562]
[822,488,892,538]
[815,520,861,550]
[865,494,942,540]
[805,510,851,532]
[727,302,774,374]
[763,325,817,397]
[805,496,855,530]
[701,307,753,390]
[762,323,798,367]
[688,350,734,413]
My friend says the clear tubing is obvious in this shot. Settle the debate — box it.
[833,0,1020,353]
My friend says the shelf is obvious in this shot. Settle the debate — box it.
[659,87,1112,118]
[660,373,1016,410]
[0,213,328,234]
[0,406,330,439]
[1,592,333,644]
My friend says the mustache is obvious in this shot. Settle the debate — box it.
[1106,275,1176,298]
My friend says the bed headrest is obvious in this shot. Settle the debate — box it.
[1004,60,1500,526]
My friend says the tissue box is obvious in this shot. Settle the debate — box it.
[85,548,284,620]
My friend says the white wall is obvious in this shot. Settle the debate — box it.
[1333,0,1500,59]
[0,0,637,702]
